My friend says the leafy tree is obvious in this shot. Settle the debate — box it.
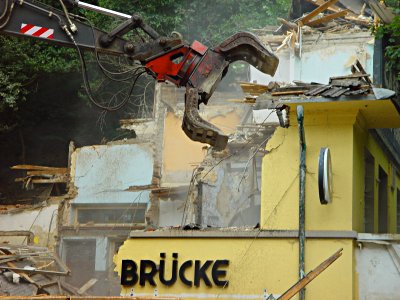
[93,0,290,45]
[372,1,400,83]
[0,36,78,131]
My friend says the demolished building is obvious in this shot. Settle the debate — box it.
[0,0,399,298]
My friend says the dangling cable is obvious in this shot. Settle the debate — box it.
[0,0,15,29]
[58,0,77,33]
[0,0,8,20]
[77,43,146,111]
[81,15,145,80]
[95,51,146,82]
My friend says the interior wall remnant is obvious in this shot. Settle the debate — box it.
[162,105,245,185]
[357,239,400,299]
[158,199,186,227]
[156,82,280,228]
[253,31,374,84]
[70,142,153,205]
[192,146,264,228]
[0,204,58,248]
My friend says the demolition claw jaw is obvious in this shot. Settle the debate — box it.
[180,32,279,151]
[182,88,229,151]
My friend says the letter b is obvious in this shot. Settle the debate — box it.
[121,260,138,286]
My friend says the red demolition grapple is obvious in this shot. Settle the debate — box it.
[145,32,279,150]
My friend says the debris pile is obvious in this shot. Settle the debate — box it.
[305,59,372,98]
[254,0,394,53]
[0,243,71,296]
[239,59,398,103]
[12,164,69,190]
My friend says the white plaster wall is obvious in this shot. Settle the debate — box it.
[0,204,58,247]
[158,200,185,227]
[71,143,153,204]
[251,32,375,85]
[357,242,400,299]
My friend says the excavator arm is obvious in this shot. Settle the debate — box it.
[0,0,279,150]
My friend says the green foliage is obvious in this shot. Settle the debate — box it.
[373,4,400,81]
[0,36,78,113]
[178,0,291,45]
[92,0,290,45]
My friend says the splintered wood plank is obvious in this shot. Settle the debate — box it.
[367,0,395,24]
[27,170,68,176]
[15,176,68,183]
[330,73,370,80]
[11,165,68,172]
[278,18,298,30]
[271,90,305,96]
[77,278,98,295]
[304,0,370,25]
[0,265,69,276]
[305,9,349,26]
[299,0,339,24]
[31,177,68,184]
[277,248,343,300]
[239,82,269,95]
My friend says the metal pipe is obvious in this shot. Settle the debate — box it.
[297,105,306,300]
[76,1,131,19]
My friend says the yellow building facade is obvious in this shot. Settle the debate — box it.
[115,97,400,299]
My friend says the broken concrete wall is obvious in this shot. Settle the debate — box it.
[197,152,262,227]
[155,84,274,228]
[70,142,153,205]
[253,31,374,84]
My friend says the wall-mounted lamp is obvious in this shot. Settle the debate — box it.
[318,147,332,205]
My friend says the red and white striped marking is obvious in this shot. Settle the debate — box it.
[20,23,54,39]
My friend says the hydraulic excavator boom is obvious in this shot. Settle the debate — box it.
[0,0,279,150]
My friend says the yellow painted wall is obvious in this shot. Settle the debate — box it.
[261,103,400,234]
[353,113,400,233]
[261,106,358,231]
[163,112,206,172]
[163,110,241,172]
[352,116,368,232]
[115,238,353,300]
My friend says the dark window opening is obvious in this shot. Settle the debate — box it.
[378,166,388,233]
[77,206,146,224]
[364,150,375,233]
[64,239,96,287]
[397,189,400,233]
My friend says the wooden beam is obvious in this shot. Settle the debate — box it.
[27,170,68,176]
[366,0,395,24]
[77,278,98,295]
[277,248,343,300]
[299,0,339,24]
[305,9,349,27]
[15,177,68,184]
[303,0,370,25]
[11,165,67,172]
[259,35,287,44]
[354,60,372,85]
[0,230,34,244]
[0,265,69,276]
[330,74,370,80]
[278,18,298,30]
[271,90,305,96]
